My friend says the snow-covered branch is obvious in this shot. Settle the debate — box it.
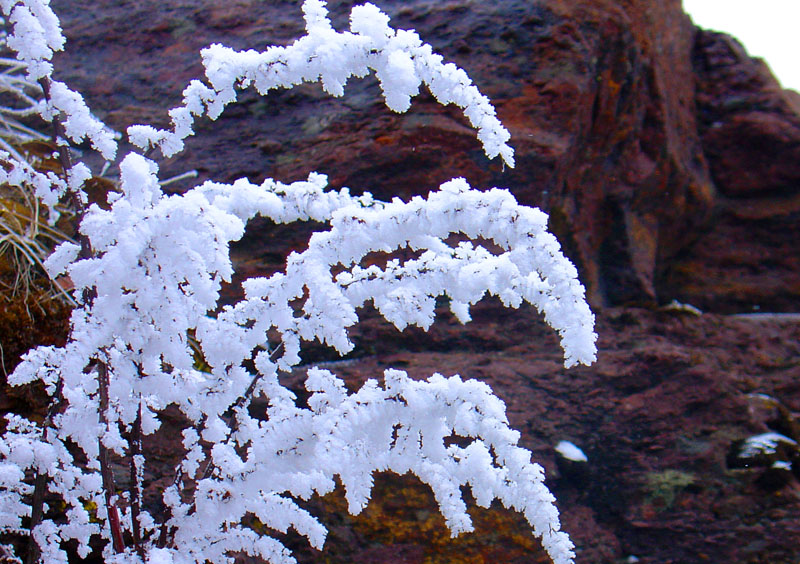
[0,1,596,563]
[127,0,514,166]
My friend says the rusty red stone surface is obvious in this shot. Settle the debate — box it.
[660,29,800,313]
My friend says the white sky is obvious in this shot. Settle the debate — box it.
[683,0,800,91]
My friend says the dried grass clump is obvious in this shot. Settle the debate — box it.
[0,23,77,313]
[0,144,77,310]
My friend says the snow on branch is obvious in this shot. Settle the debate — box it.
[1,0,64,81]
[210,175,596,374]
[0,0,117,207]
[169,369,576,564]
[8,152,591,562]
[127,0,514,165]
[0,1,597,563]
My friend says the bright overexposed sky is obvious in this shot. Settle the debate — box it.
[683,0,800,91]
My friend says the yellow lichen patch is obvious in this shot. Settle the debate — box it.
[315,472,552,563]
[643,469,696,510]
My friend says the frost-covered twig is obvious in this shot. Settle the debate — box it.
[128,0,514,166]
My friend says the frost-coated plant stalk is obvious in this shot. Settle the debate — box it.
[0,0,597,563]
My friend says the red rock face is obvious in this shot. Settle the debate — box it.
[517,0,715,307]
[692,30,800,199]
[659,29,800,313]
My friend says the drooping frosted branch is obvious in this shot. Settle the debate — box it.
[18,154,594,429]
[7,150,592,561]
[212,176,596,374]
[161,369,576,564]
[127,0,514,165]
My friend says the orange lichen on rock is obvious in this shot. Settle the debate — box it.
[293,473,553,564]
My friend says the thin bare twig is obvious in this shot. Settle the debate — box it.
[97,361,125,554]
[24,472,47,564]
[130,399,144,559]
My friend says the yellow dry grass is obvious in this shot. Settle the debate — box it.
[0,50,78,314]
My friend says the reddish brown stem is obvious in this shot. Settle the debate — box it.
[24,471,47,564]
[130,400,144,558]
[24,378,65,564]
[97,361,125,554]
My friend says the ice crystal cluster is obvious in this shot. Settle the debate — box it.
[0,1,596,563]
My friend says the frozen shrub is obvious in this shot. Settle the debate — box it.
[0,1,596,563]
